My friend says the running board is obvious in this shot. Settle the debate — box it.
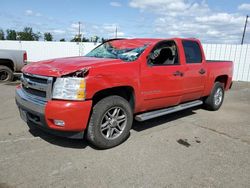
[135,100,203,122]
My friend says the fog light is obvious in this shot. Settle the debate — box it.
[53,120,65,126]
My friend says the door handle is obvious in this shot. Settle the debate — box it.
[173,71,184,77]
[199,68,206,75]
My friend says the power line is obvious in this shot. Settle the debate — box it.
[241,15,249,45]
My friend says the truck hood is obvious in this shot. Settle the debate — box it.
[22,56,122,77]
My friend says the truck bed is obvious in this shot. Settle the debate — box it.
[207,60,232,63]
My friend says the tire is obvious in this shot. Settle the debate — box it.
[0,65,14,82]
[87,95,133,149]
[204,82,224,111]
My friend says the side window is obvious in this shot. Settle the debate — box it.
[182,41,202,64]
[148,41,179,66]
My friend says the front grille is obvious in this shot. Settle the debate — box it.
[21,73,53,100]
[23,74,48,84]
[23,87,46,98]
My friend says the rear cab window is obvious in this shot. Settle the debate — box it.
[182,40,202,64]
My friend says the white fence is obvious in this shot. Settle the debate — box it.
[0,41,250,82]
[203,44,250,82]
[0,41,99,62]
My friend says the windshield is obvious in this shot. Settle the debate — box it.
[85,40,148,62]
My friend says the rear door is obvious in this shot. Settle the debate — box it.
[181,40,206,102]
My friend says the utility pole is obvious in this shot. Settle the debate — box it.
[115,26,117,38]
[78,21,81,42]
[241,15,249,45]
[77,21,82,56]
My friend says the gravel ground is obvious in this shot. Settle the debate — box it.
[0,81,249,188]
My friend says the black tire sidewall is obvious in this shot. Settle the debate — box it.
[87,96,133,149]
[0,66,14,82]
[205,82,224,110]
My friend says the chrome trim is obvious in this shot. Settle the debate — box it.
[135,100,203,121]
[21,73,53,100]
[23,72,52,80]
[46,78,53,100]
[16,88,45,114]
[21,87,47,104]
[21,76,47,91]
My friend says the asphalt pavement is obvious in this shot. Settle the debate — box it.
[0,81,249,188]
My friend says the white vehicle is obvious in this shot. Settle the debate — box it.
[0,49,27,82]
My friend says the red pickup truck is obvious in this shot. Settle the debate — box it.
[16,38,233,149]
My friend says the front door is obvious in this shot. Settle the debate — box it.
[139,41,184,111]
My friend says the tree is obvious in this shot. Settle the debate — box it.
[101,38,108,43]
[44,32,53,41]
[94,36,100,43]
[18,27,40,41]
[0,29,5,40]
[70,36,78,42]
[70,34,82,42]
[82,37,89,42]
[6,29,17,40]
[59,38,65,42]
[90,36,100,43]
[34,32,41,41]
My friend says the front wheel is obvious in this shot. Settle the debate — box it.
[87,95,133,149]
[203,82,225,111]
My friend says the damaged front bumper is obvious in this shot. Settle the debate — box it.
[15,86,92,139]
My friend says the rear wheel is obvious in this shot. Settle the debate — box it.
[0,65,14,82]
[87,95,133,149]
[204,82,224,111]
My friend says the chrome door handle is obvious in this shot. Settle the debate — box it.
[173,71,184,77]
[199,69,206,75]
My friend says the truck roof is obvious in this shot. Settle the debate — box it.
[107,38,200,46]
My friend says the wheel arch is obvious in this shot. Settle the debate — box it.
[91,86,135,111]
[214,75,228,88]
[0,59,15,71]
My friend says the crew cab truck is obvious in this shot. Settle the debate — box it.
[15,38,233,149]
[0,49,27,82]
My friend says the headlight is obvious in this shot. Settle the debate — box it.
[52,77,86,100]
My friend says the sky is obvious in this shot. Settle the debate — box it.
[1,0,250,43]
